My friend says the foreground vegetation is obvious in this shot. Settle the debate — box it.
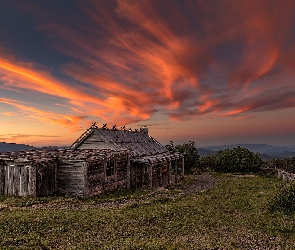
[1,173,295,249]
[269,181,295,215]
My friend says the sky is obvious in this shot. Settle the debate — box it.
[0,0,295,147]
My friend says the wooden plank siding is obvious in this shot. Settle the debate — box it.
[56,161,86,196]
[0,163,56,197]
[0,163,4,194]
[75,131,117,150]
[0,132,183,197]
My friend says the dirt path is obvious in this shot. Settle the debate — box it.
[182,172,217,195]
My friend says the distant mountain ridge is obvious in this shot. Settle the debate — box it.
[0,142,35,152]
[197,144,295,160]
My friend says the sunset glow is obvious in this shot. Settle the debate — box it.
[0,0,295,147]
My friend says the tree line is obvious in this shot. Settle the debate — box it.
[166,141,262,174]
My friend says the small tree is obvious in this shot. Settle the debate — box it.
[166,141,200,174]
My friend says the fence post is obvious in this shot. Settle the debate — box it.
[28,165,37,197]
[0,164,4,195]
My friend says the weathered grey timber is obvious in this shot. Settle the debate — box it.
[56,149,129,196]
[0,149,130,197]
[0,156,56,197]
[70,123,167,157]
[277,169,295,183]
[70,123,184,190]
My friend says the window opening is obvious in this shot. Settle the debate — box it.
[106,160,115,176]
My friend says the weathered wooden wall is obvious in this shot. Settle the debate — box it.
[87,160,105,195]
[86,151,130,195]
[0,149,131,197]
[76,130,117,150]
[130,158,181,190]
[0,148,182,197]
[56,160,86,196]
[0,164,34,196]
[0,162,56,197]
[116,154,130,189]
[36,161,57,196]
[54,149,130,196]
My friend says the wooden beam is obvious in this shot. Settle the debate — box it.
[181,156,185,177]
[126,153,131,189]
[168,160,171,186]
[0,164,4,195]
[148,163,153,189]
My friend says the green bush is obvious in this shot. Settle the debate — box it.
[199,155,216,171]
[213,146,262,173]
[268,182,295,214]
[166,141,200,174]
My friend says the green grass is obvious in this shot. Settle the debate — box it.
[1,173,295,249]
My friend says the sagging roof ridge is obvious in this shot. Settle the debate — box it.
[70,123,168,157]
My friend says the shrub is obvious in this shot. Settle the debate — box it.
[199,155,216,171]
[166,141,200,174]
[268,182,295,214]
[213,146,262,173]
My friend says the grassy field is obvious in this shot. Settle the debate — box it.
[0,173,295,249]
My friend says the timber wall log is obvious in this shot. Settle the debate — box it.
[0,148,180,197]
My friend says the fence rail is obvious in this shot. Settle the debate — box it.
[277,169,295,183]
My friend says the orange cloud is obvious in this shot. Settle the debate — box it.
[0,98,87,131]
[0,52,103,106]
[0,134,62,146]
[1,112,17,116]
[0,48,153,125]
[36,0,295,123]
[221,107,250,117]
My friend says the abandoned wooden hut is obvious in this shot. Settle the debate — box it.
[0,123,184,197]
[0,149,130,197]
[70,123,184,190]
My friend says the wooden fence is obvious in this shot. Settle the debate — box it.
[277,169,295,183]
